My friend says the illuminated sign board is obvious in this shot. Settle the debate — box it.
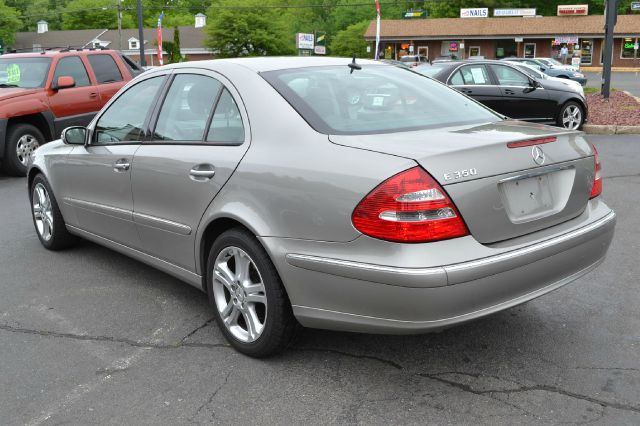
[557,5,589,16]
[460,8,488,18]
[402,10,427,19]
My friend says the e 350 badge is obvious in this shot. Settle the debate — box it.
[443,168,478,181]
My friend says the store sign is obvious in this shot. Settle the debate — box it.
[494,8,536,17]
[314,46,326,55]
[557,5,588,16]
[402,10,427,19]
[514,37,524,42]
[314,31,326,55]
[554,36,579,44]
[460,8,488,18]
[631,2,640,11]
[449,42,459,52]
[296,33,314,50]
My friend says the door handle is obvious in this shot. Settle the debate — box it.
[113,159,130,172]
[189,164,215,181]
[460,88,472,94]
[504,89,515,95]
[89,92,99,99]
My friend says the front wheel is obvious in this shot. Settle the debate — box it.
[30,174,78,250]
[3,123,45,176]
[557,101,584,130]
[207,228,298,357]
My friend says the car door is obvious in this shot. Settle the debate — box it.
[63,73,168,249]
[448,64,503,112]
[131,69,250,270]
[86,53,127,108]
[47,55,101,136]
[488,64,555,121]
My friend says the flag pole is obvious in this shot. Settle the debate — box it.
[375,0,381,60]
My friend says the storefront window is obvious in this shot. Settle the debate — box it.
[621,38,638,59]
[496,40,517,59]
[440,40,461,59]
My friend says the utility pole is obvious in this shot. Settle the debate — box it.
[137,0,146,67]
[601,0,618,98]
[117,0,123,51]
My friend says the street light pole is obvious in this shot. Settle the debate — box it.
[117,0,122,51]
[601,0,618,98]
[137,0,146,67]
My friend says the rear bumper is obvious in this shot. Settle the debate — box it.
[261,201,615,334]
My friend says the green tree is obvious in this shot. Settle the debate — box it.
[0,0,22,45]
[61,0,134,30]
[205,0,295,58]
[162,26,184,64]
[329,20,370,58]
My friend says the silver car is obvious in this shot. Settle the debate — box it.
[28,58,615,357]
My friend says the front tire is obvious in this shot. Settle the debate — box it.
[3,123,45,176]
[30,174,78,250]
[557,101,584,130]
[206,228,298,357]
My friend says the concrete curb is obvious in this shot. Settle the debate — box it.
[583,124,640,135]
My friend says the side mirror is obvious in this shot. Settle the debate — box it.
[61,126,87,145]
[53,75,75,90]
[523,79,538,93]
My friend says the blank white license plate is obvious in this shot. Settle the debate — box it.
[500,174,555,221]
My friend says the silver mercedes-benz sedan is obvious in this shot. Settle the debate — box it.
[28,57,615,357]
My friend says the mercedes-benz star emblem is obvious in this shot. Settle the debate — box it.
[532,146,546,165]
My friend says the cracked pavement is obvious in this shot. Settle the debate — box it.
[1,135,639,425]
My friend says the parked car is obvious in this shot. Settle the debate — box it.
[504,61,585,97]
[420,60,588,129]
[536,56,580,71]
[0,49,142,176]
[28,57,614,357]
[400,55,429,67]
[503,57,587,86]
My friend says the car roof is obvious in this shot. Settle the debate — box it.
[0,49,115,59]
[166,57,385,73]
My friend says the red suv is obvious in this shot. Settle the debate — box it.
[0,49,141,175]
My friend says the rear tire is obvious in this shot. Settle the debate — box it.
[3,123,45,177]
[206,228,299,357]
[30,174,78,250]
[557,101,584,130]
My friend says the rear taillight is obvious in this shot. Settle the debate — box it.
[590,145,602,199]
[352,167,469,243]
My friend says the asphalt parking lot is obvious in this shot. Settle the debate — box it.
[1,135,638,425]
[584,71,640,96]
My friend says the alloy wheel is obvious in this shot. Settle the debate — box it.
[16,134,40,166]
[32,183,54,241]
[212,246,268,343]
[562,105,582,130]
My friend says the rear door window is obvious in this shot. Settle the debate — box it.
[153,74,222,141]
[53,56,90,87]
[88,54,123,84]
[457,65,491,85]
[206,89,245,144]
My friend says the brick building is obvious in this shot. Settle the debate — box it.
[364,15,640,68]
[11,14,212,65]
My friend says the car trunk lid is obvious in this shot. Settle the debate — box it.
[330,120,596,243]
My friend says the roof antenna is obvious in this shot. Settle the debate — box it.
[348,56,362,74]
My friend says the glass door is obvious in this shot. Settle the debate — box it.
[524,43,536,58]
[580,39,592,64]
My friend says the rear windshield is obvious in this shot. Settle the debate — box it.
[262,65,499,135]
